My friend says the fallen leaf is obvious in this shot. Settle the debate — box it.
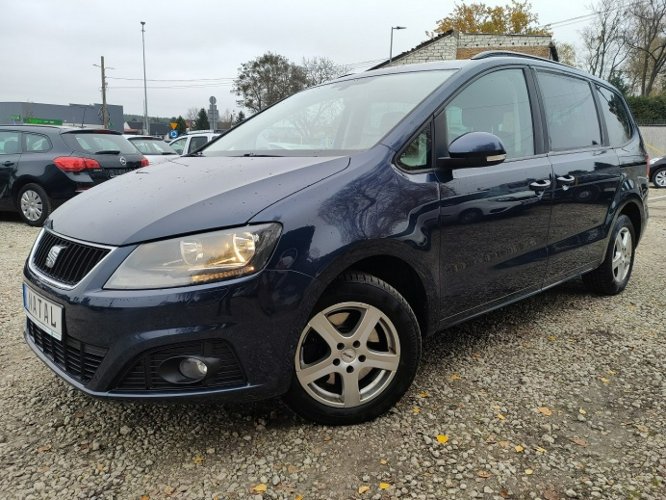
[251,483,267,494]
[514,445,524,453]
[295,496,304,500]
[379,458,388,465]
[543,488,559,500]
[636,424,649,434]
[537,407,553,416]
[436,434,449,444]
[499,488,510,498]
[570,437,588,447]
[448,373,461,381]
[534,446,547,454]
[379,482,391,490]
[37,444,52,453]
[579,408,587,415]
[323,435,332,442]
[192,454,204,465]
[607,370,616,376]
[412,407,421,415]
[547,335,557,341]
[477,470,492,479]
[140,496,150,500]
[358,485,370,494]
[496,413,506,420]
[498,440,510,449]
[287,465,300,474]
[164,486,175,496]
[599,377,610,384]
[525,468,534,475]
[418,391,429,398]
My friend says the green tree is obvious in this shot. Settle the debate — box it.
[232,52,307,113]
[433,1,550,35]
[194,108,210,130]
[175,116,187,135]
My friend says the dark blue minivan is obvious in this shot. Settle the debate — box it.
[23,53,648,424]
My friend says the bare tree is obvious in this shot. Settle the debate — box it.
[301,57,350,87]
[625,0,666,96]
[581,0,628,81]
[185,107,199,125]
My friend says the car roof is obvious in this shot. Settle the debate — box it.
[0,124,121,135]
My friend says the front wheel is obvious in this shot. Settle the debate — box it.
[582,214,635,295]
[17,183,51,226]
[283,272,421,425]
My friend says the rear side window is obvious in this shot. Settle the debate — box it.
[537,72,601,151]
[596,86,632,146]
[188,136,209,153]
[0,131,21,154]
[63,133,137,154]
[25,133,52,152]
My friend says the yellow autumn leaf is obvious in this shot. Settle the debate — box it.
[379,459,388,465]
[525,468,534,475]
[547,335,557,341]
[358,485,370,494]
[477,470,492,478]
[496,413,506,420]
[514,445,524,453]
[436,434,449,444]
[418,391,429,398]
[379,482,391,490]
[251,483,268,493]
[534,446,547,453]
[579,408,587,415]
[537,407,553,416]
[412,406,421,414]
[599,377,610,384]
[192,454,204,465]
[448,373,461,381]
[295,496,304,500]
[140,496,150,500]
[498,440,510,449]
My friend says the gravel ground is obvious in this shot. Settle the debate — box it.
[0,196,664,500]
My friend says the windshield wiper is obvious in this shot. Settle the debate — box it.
[240,153,282,157]
[93,150,121,155]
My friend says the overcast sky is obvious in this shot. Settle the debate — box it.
[2,0,593,119]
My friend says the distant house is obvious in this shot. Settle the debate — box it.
[371,30,557,69]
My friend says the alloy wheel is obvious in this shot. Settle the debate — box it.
[655,169,666,187]
[295,302,401,408]
[611,227,632,283]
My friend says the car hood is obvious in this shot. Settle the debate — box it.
[49,155,349,246]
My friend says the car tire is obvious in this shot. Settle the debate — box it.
[582,214,635,295]
[17,183,51,227]
[652,166,666,188]
[283,272,421,425]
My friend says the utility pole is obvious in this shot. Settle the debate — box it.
[140,21,149,135]
[100,56,109,129]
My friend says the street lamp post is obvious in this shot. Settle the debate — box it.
[140,21,149,135]
[389,26,407,64]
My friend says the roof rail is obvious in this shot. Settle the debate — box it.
[471,50,560,65]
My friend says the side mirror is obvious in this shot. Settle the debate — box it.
[437,131,507,169]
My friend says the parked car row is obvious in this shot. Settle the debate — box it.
[21,52,649,425]
[649,156,666,188]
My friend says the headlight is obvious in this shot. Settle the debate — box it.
[105,223,281,289]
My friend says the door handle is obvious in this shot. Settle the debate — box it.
[2,161,14,167]
[529,179,551,190]
[556,175,576,186]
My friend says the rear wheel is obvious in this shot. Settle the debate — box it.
[582,214,635,295]
[284,272,421,425]
[652,167,666,188]
[17,183,51,226]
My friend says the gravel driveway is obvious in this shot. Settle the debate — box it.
[1,196,664,500]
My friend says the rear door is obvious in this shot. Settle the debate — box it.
[187,135,210,153]
[435,67,554,319]
[0,130,22,210]
[535,70,624,283]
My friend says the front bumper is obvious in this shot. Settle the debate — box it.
[23,265,315,402]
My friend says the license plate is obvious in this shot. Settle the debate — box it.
[23,284,63,341]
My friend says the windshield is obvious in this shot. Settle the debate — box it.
[63,132,138,155]
[203,70,456,157]
[129,138,178,155]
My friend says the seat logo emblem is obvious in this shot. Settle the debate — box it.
[45,245,67,269]
[119,156,127,166]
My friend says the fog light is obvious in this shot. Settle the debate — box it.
[179,357,208,380]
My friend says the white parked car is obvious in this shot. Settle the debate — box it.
[168,131,221,155]
[126,136,179,165]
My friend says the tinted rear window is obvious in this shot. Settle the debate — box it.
[596,86,632,146]
[63,133,138,154]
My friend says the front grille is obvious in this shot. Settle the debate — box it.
[27,319,107,383]
[114,340,246,392]
[31,230,110,286]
